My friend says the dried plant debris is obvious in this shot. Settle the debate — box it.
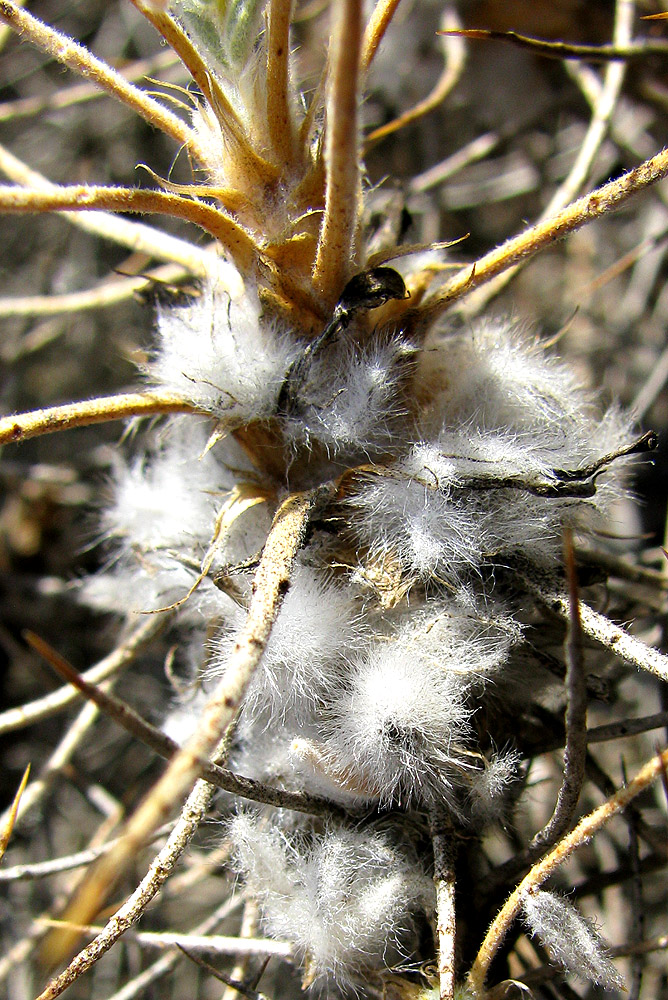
[0,2,667,1000]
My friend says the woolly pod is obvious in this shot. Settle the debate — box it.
[150,281,300,421]
[522,889,624,990]
[212,562,369,721]
[229,813,434,987]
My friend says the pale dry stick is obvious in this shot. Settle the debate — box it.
[0,392,202,449]
[0,143,230,285]
[0,262,192,319]
[0,838,157,882]
[40,489,320,976]
[487,537,589,890]
[222,899,260,1000]
[457,0,635,318]
[0,0,202,160]
[312,0,364,304]
[27,631,345,818]
[41,923,294,959]
[410,132,500,194]
[365,5,465,147]
[523,572,668,682]
[0,806,127,986]
[37,778,217,1000]
[429,805,457,1000]
[529,534,588,849]
[0,616,168,736]
[266,0,295,164]
[105,895,245,1000]
[0,697,101,831]
[632,339,668,419]
[418,145,668,324]
[0,49,181,123]
[550,0,634,216]
[0,184,258,274]
[165,840,232,897]
[360,0,404,74]
[466,745,668,998]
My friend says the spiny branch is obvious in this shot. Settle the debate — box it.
[466,745,668,997]
[0,392,201,447]
[418,145,668,323]
[40,488,324,972]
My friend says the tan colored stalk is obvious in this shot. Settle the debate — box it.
[0,144,228,283]
[266,0,295,164]
[40,489,319,973]
[360,0,405,74]
[466,745,668,997]
[312,0,364,305]
[418,145,668,324]
[0,392,201,448]
[0,1,201,160]
[0,184,259,274]
[365,5,465,146]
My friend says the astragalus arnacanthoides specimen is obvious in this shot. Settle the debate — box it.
[1,2,668,999]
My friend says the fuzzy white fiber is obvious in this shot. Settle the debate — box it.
[522,889,624,990]
[286,332,414,453]
[327,639,474,806]
[212,564,368,719]
[150,282,298,420]
[350,346,636,579]
[230,814,433,984]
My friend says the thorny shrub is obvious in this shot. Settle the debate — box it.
[0,2,667,999]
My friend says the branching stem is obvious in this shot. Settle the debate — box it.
[467,745,668,997]
[0,392,200,447]
[419,145,668,323]
[0,184,259,273]
[312,0,364,304]
[40,488,322,974]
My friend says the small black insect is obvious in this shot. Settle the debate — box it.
[277,266,408,416]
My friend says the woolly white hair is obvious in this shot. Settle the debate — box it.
[285,332,415,454]
[326,648,472,807]
[522,889,624,990]
[212,564,369,721]
[99,420,224,555]
[230,813,434,985]
[150,281,299,420]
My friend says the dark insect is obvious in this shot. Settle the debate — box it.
[277,266,408,416]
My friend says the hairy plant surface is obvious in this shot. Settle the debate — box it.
[0,2,667,1000]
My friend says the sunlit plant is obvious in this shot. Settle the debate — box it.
[1,2,667,999]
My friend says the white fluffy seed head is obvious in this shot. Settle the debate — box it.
[522,889,625,990]
[327,640,473,807]
[212,564,368,721]
[150,281,298,420]
[285,332,415,455]
[229,814,434,985]
[100,422,223,555]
